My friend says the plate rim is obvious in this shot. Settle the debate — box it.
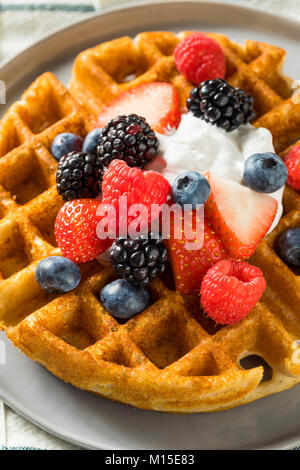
[0,0,300,450]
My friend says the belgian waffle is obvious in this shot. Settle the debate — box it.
[0,32,300,412]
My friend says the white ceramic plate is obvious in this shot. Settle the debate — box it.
[0,1,300,450]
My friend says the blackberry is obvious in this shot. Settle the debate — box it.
[56,151,102,201]
[187,78,256,132]
[110,233,168,286]
[97,114,159,174]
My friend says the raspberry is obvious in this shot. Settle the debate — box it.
[100,160,171,237]
[97,114,159,174]
[166,215,229,295]
[55,199,112,263]
[97,83,181,135]
[174,33,226,85]
[56,151,102,201]
[200,260,266,325]
[284,144,300,191]
[187,79,256,132]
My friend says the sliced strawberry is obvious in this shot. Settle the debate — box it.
[174,33,226,85]
[165,210,229,295]
[205,172,278,260]
[284,144,300,191]
[97,82,181,134]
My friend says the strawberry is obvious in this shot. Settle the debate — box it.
[201,260,266,325]
[165,210,229,295]
[97,82,181,134]
[204,172,278,260]
[174,33,226,85]
[99,159,171,238]
[284,144,300,191]
[55,199,112,263]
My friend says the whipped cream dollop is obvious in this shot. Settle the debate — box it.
[153,112,283,233]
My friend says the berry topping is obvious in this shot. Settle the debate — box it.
[284,144,300,191]
[55,199,112,263]
[97,114,159,174]
[82,128,103,156]
[278,228,300,267]
[187,79,256,132]
[205,172,278,260]
[56,151,103,201]
[51,133,83,162]
[35,256,81,294]
[101,160,171,237]
[243,152,288,194]
[97,83,181,135]
[110,233,167,286]
[174,33,226,85]
[166,213,229,295]
[200,260,266,325]
[100,279,150,319]
[172,171,210,208]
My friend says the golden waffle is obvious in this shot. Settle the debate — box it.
[0,32,300,412]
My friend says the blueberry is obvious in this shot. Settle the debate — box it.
[82,128,103,156]
[35,256,81,294]
[51,133,83,161]
[243,153,288,193]
[172,171,211,208]
[100,279,150,319]
[278,228,300,267]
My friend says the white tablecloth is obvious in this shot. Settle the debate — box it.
[0,0,300,451]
